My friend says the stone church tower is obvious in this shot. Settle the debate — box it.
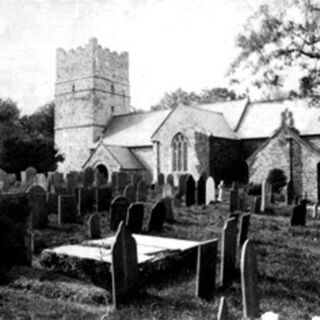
[54,38,131,172]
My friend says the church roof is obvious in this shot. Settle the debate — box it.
[102,110,171,147]
[236,99,320,139]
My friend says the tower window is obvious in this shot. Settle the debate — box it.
[171,133,188,172]
[111,106,115,113]
[111,84,115,94]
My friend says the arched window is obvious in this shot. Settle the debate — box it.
[171,133,188,172]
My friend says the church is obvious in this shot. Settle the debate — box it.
[54,38,320,201]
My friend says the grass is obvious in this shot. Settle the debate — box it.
[1,193,320,319]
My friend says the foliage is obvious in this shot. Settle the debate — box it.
[267,168,287,192]
[229,0,320,101]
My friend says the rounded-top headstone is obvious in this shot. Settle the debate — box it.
[84,166,95,188]
[89,213,101,239]
[206,177,216,205]
[110,196,130,231]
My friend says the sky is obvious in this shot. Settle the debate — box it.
[0,0,282,114]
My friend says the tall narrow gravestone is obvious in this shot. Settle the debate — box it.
[110,196,130,231]
[238,213,251,247]
[206,177,216,205]
[221,218,238,287]
[158,173,165,187]
[88,213,101,239]
[241,240,260,319]
[28,186,48,229]
[217,181,224,203]
[148,200,166,232]
[229,188,239,213]
[84,166,95,188]
[197,175,206,206]
[58,195,77,224]
[166,173,174,187]
[111,222,139,309]
[290,199,307,226]
[136,180,148,202]
[123,184,136,204]
[186,175,196,207]
[195,239,218,300]
[161,197,174,222]
[261,180,271,212]
[126,203,144,234]
[178,174,187,197]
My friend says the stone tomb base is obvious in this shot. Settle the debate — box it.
[41,235,200,289]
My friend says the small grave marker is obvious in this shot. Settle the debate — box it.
[58,195,77,224]
[148,200,166,232]
[186,175,196,207]
[166,173,174,187]
[126,203,144,233]
[88,213,101,239]
[206,177,216,204]
[110,196,130,231]
[290,199,307,226]
[162,183,173,198]
[197,175,206,206]
[123,184,136,204]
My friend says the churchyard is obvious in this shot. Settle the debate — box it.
[1,167,320,319]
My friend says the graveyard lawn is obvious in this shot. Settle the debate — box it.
[1,199,320,319]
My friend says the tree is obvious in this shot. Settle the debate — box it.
[228,0,320,101]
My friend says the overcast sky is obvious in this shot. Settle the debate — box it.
[0,0,282,114]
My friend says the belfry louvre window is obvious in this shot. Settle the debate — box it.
[172,133,188,172]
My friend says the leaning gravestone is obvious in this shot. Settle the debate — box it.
[290,200,307,226]
[205,177,216,205]
[110,196,130,231]
[241,240,260,319]
[148,200,166,232]
[136,180,148,202]
[25,167,37,187]
[126,203,144,233]
[84,167,95,188]
[195,239,218,300]
[161,196,174,222]
[123,184,136,204]
[158,173,165,187]
[186,175,196,207]
[88,213,101,239]
[111,221,139,309]
[238,214,251,247]
[221,218,238,287]
[58,195,77,224]
[166,173,174,187]
[197,175,206,206]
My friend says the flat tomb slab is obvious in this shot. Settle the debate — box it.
[40,235,200,289]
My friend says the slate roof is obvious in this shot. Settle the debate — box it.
[104,145,145,170]
[103,110,171,147]
[236,99,320,139]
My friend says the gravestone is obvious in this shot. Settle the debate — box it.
[261,180,271,212]
[88,213,101,239]
[287,180,295,205]
[84,167,95,188]
[166,173,174,187]
[161,196,174,222]
[178,174,188,197]
[241,240,260,319]
[95,186,112,212]
[229,188,239,213]
[186,175,196,207]
[77,187,95,215]
[162,183,173,198]
[20,171,27,188]
[111,221,139,309]
[197,175,206,206]
[217,297,229,320]
[290,200,307,226]
[46,192,58,214]
[148,200,166,232]
[312,202,319,219]
[252,196,261,214]
[25,167,37,187]
[58,195,77,224]
[110,196,130,231]
[173,193,182,208]
[158,173,165,186]
[126,203,144,233]
[205,177,216,205]
[217,180,224,203]
[195,239,218,300]
[51,172,64,192]
[66,171,78,194]
[238,214,251,247]
[28,192,48,229]
[221,218,238,286]
[136,180,148,202]
[117,172,129,194]
[123,184,136,204]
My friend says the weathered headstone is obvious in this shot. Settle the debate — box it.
[173,193,182,208]
[217,180,224,203]
[217,297,229,320]
[290,199,307,226]
[58,195,77,224]
[205,177,216,205]
[158,173,165,186]
[126,203,144,233]
[252,196,261,214]
[241,240,260,319]
[46,192,58,214]
[161,196,174,222]
[162,183,173,198]
[186,175,196,207]
[25,167,37,187]
[88,213,101,239]
[77,187,95,215]
[123,184,136,204]
[111,221,139,309]
[287,180,295,205]
[238,214,251,247]
[51,172,64,193]
[95,186,112,212]
[84,167,95,188]
[66,171,78,194]
[28,192,48,229]
[261,180,272,212]
[110,196,130,231]
[117,172,129,194]
[148,200,166,232]
[178,174,188,197]
[166,173,174,187]
[20,171,27,188]
[221,218,238,286]
[312,202,319,219]
[195,239,218,300]
[197,175,206,206]
[229,188,239,213]
[136,180,148,202]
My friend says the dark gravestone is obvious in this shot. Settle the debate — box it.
[158,173,165,186]
[238,214,251,247]
[229,189,239,213]
[148,200,166,232]
[88,213,101,239]
[220,218,238,287]
[178,174,188,197]
[110,196,130,231]
[195,239,218,300]
[29,194,48,229]
[51,172,64,193]
[197,175,206,206]
[173,193,182,208]
[287,180,295,205]
[166,174,174,187]
[111,221,138,309]
[58,195,77,224]
[123,184,136,204]
[117,172,129,194]
[186,175,196,207]
[252,196,261,214]
[126,203,144,233]
[46,192,58,214]
[136,180,148,202]
[84,167,95,188]
[95,186,112,212]
[241,240,260,319]
[77,188,95,215]
[66,171,78,194]
[290,200,307,226]
[25,166,37,187]
[161,196,174,222]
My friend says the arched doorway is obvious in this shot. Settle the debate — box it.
[96,164,109,186]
